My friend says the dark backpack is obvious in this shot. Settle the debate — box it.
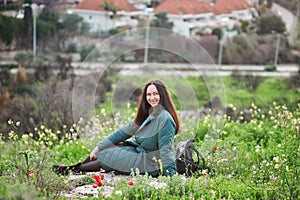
[175,139,205,175]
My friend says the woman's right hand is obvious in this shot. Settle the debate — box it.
[90,146,99,161]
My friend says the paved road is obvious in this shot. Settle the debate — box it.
[117,68,298,77]
[6,61,299,77]
[272,3,298,44]
[71,63,299,77]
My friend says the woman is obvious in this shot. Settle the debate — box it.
[53,78,180,177]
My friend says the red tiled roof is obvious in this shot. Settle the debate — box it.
[154,0,215,15]
[154,0,252,15]
[76,0,138,12]
[213,0,252,15]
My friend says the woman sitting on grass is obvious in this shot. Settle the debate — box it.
[53,78,180,177]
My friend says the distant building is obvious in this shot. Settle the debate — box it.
[68,0,257,36]
[154,0,256,37]
[68,0,143,34]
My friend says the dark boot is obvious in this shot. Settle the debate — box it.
[52,165,70,176]
[52,157,90,176]
[69,162,85,175]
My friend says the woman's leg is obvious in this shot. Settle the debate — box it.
[53,157,100,175]
[78,160,101,172]
[81,156,91,164]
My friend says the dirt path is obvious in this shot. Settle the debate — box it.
[62,172,130,198]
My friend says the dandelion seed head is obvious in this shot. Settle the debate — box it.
[115,190,122,195]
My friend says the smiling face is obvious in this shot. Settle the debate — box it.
[146,84,160,107]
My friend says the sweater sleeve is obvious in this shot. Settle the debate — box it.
[97,120,135,151]
[158,117,177,176]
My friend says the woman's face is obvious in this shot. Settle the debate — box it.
[146,84,160,107]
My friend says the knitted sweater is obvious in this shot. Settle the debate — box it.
[95,108,177,176]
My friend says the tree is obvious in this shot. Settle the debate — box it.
[256,13,286,34]
[22,0,33,50]
[223,35,258,64]
[57,13,89,50]
[0,14,23,46]
[34,5,88,53]
[153,12,173,29]
[212,28,223,40]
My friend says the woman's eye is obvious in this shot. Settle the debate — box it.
[147,92,159,96]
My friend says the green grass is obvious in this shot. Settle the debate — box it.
[0,75,299,199]
[185,76,298,109]
[108,75,299,110]
[2,101,299,199]
[255,78,297,104]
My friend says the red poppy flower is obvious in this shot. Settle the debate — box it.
[92,182,98,188]
[100,174,105,180]
[128,179,134,186]
[97,181,103,187]
[213,146,218,151]
[28,171,34,175]
[94,175,101,182]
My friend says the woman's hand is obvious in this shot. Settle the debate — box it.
[90,146,99,161]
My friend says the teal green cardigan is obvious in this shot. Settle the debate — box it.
[95,108,177,177]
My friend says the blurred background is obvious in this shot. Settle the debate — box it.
[0,0,299,138]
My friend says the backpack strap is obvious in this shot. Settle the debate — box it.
[189,142,206,169]
[176,139,206,175]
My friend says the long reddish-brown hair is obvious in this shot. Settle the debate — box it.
[134,78,180,134]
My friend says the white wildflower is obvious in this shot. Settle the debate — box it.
[181,176,187,182]
[7,119,13,125]
[255,145,260,152]
[149,181,167,189]
[273,157,279,163]
[202,169,208,176]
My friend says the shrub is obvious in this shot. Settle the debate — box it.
[212,27,223,40]
[13,66,27,85]
[67,43,77,53]
[14,51,34,68]
[264,64,276,71]
[109,27,123,35]
[257,13,286,35]
[80,44,99,61]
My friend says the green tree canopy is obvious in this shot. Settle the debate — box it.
[0,14,23,46]
[153,12,173,29]
[212,27,223,40]
[256,13,286,34]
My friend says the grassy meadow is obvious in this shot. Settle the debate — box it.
[0,75,299,199]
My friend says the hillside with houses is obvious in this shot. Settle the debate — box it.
[0,0,298,65]
[69,0,256,37]
[0,1,300,199]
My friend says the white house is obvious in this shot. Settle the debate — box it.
[68,0,143,34]
[152,0,216,37]
[154,0,256,36]
[213,0,255,29]
[68,0,256,37]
